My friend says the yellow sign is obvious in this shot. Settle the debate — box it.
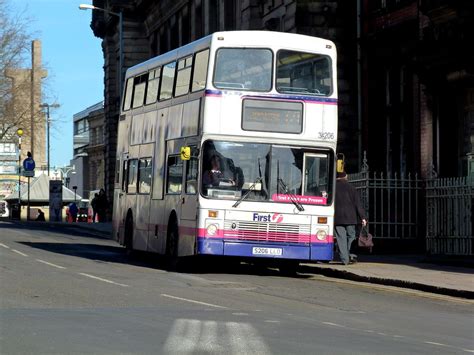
[336,153,345,173]
[180,146,191,161]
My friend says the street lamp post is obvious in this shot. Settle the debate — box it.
[17,128,23,220]
[56,165,75,187]
[73,186,78,202]
[79,4,123,99]
[39,103,60,177]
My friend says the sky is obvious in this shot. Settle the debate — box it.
[11,0,104,168]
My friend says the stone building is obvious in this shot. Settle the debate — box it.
[4,40,48,168]
[69,101,105,199]
[86,102,106,193]
[361,0,473,178]
[88,1,473,247]
[0,40,47,200]
[89,0,358,205]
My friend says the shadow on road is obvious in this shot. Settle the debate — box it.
[18,241,311,279]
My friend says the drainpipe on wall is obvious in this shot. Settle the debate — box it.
[357,0,362,168]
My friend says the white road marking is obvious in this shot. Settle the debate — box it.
[462,349,474,353]
[0,243,10,249]
[322,322,345,328]
[424,341,448,347]
[163,319,270,354]
[226,321,271,354]
[79,273,129,287]
[12,249,28,257]
[36,259,66,269]
[161,294,227,309]
[164,319,201,353]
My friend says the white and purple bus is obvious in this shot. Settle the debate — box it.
[113,31,338,272]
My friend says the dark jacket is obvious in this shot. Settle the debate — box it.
[334,179,366,225]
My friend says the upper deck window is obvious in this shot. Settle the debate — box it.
[132,74,148,108]
[122,78,134,111]
[276,50,332,96]
[160,61,176,101]
[175,56,193,97]
[145,68,161,105]
[192,49,209,92]
[214,48,272,92]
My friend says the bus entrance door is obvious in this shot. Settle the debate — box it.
[180,155,199,256]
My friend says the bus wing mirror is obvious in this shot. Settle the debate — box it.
[180,146,191,161]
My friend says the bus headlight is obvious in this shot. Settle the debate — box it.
[316,229,328,241]
[206,223,218,236]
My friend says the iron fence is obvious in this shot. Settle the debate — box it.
[425,176,474,255]
[347,154,473,255]
[348,170,423,240]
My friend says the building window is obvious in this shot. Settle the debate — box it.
[0,143,15,154]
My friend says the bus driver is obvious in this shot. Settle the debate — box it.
[203,155,235,187]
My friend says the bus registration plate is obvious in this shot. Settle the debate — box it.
[252,247,282,256]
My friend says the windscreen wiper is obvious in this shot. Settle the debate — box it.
[277,178,305,212]
[232,177,262,208]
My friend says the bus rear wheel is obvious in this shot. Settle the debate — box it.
[124,213,134,255]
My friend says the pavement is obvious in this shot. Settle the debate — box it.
[2,219,473,300]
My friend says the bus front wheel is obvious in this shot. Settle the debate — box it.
[279,260,299,276]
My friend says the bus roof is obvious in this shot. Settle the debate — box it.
[125,31,336,78]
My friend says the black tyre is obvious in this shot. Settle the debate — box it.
[165,218,180,271]
[124,213,134,255]
[279,260,299,276]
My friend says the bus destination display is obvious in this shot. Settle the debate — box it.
[242,99,303,134]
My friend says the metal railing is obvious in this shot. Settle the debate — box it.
[425,176,474,255]
[347,153,473,255]
[348,168,423,240]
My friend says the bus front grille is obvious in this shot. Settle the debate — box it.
[223,221,311,244]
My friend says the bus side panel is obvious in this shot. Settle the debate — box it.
[147,111,167,254]
[147,199,166,254]
[133,195,149,251]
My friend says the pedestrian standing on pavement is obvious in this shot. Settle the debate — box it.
[96,189,108,223]
[334,171,367,265]
[35,209,45,221]
[68,202,78,223]
[91,193,99,223]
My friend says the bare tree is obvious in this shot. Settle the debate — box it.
[0,0,39,141]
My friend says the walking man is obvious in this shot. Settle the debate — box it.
[334,171,367,265]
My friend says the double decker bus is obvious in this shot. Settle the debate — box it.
[113,31,338,272]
